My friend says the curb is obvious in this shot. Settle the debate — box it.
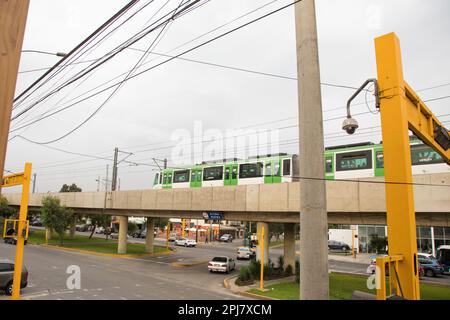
[38,244,174,259]
[223,275,278,300]
[171,260,209,268]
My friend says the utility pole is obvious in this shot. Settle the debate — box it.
[96,176,100,192]
[32,173,36,193]
[0,0,30,193]
[163,158,167,169]
[295,0,329,300]
[111,147,118,191]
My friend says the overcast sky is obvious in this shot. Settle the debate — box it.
[4,0,450,193]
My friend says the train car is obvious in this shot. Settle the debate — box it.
[152,153,298,189]
[152,136,449,189]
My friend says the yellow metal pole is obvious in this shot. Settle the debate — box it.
[166,222,170,250]
[11,162,31,300]
[352,228,356,259]
[181,219,185,238]
[376,257,387,300]
[374,32,420,300]
[259,225,265,291]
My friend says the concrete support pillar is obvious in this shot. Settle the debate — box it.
[117,216,128,254]
[256,222,269,265]
[283,223,296,271]
[145,218,155,253]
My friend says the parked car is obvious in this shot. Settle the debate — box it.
[328,240,351,251]
[0,259,28,296]
[367,255,425,278]
[419,264,425,278]
[94,226,105,234]
[219,234,233,242]
[208,256,235,273]
[419,257,444,277]
[75,224,91,232]
[30,218,42,226]
[418,253,436,260]
[175,238,197,247]
[109,232,129,239]
[132,229,148,239]
[237,247,255,260]
[366,255,389,275]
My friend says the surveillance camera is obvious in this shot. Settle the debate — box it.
[342,117,359,135]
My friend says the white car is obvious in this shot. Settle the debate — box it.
[208,256,236,273]
[175,238,197,247]
[95,227,105,234]
[237,247,255,260]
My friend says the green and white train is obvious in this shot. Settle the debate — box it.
[152,137,449,189]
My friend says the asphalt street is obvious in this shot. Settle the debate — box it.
[1,233,448,300]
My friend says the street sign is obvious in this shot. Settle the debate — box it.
[202,211,224,220]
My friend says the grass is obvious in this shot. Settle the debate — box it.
[27,230,168,255]
[248,273,450,300]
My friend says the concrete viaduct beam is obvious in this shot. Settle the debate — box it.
[4,173,450,226]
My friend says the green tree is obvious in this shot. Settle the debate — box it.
[86,214,111,239]
[369,234,388,254]
[60,183,82,193]
[0,196,17,235]
[154,218,169,229]
[60,183,82,238]
[40,196,74,245]
[127,221,138,236]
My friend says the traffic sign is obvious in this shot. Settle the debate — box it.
[202,211,224,220]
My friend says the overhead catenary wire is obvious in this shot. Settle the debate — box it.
[9,0,302,140]
[11,0,196,121]
[13,0,141,108]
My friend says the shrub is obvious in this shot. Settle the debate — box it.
[295,260,300,283]
[236,266,254,286]
[248,259,261,278]
[278,255,284,269]
[285,264,293,276]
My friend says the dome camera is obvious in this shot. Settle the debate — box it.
[342,117,359,135]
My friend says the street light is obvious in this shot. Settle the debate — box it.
[21,50,67,57]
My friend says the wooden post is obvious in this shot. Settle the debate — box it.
[0,0,30,190]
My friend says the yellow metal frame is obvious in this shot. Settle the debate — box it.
[3,219,29,239]
[376,255,404,300]
[259,225,265,291]
[0,162,32,300]
[374,33,450,300]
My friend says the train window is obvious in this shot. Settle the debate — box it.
[411,145,444,165]
[159,172,162,184]
[239,162,263,178]
[163,173,167,184]
[153,173,159,185]
[168,173,172,183]
[376,151,384,168]
[274,162,280,176]
[225,167,230,180]
[232,167,237,179]
[336,150,372,171]
[265,162,272,176]
[191,171,196,181]
[203,166,223,181]
[283,159,291,176]
[325,157,332,173]
[173,170,190,183]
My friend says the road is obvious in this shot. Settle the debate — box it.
[1,232,448,300]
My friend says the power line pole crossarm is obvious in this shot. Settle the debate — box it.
[295,0,329,300]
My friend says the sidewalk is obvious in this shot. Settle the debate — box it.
[327,253,372,265]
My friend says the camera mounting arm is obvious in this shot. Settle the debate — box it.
[343,78,380,135]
